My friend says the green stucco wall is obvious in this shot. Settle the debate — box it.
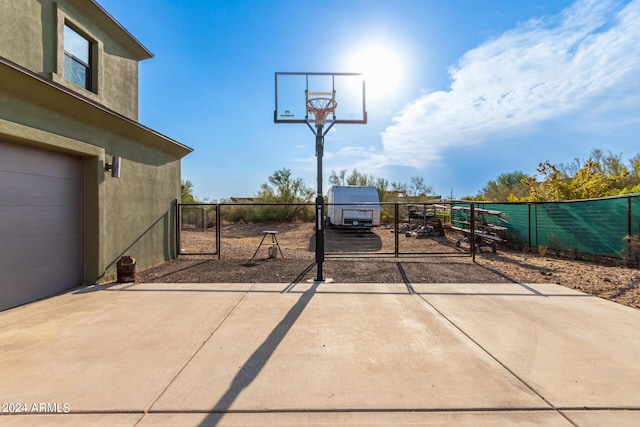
[0,90,185,284]
[0,0,151,121]
[0,0,189,286]
[0,0,44,72]
[0,62,189,284]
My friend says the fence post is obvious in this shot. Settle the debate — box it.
[628,196,632,237]
[175,201,181,258]
[535,204,539,249]
[216,204,221,259]
[394,202,399,258]
[527,203,531,251]
[470,203,476,262]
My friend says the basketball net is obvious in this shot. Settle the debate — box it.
[306,98,337,127]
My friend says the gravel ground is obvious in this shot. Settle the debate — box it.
[138,223,640,310]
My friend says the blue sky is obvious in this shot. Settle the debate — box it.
[98,0,640,201]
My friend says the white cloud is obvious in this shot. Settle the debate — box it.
[380,0,640,169]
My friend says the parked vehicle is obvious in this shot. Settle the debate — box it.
[327,186,380,228]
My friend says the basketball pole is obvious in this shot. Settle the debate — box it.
[275,73,365,283]
[314,124,325,282]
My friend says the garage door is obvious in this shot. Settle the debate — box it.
[0,140,82,311]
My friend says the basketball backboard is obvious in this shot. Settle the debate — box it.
[274,72,367,124]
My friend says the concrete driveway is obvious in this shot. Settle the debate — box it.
[1,280,639,426]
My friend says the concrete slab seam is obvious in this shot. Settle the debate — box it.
[560,408,640,426]
[412,286,579,427]
[282,262,317,293]
[135,283,256,425]
[190,281,322,425]
[140,407,597,414]
[515,282,548,296]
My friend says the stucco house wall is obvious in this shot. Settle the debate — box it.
[0,0,191,309]
[0,0,149,120]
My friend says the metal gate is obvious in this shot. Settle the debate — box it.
[177,202,478,260]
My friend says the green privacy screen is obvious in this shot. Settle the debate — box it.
[453,194,639,259]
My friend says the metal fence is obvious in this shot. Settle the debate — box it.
[177,195,640,260]
[451,194,640,259]
[176,202,465,259]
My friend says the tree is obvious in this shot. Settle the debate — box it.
[620,154,640,194]
[256,168,314,221]
[329,168,389,198]
[346,169,376,186]
[181,180,198,203]
[390,181,407,195]
[374,177,389,202]
[409,176,434,197]
[479,148,640,202]
[410,176,423,196]
[329,168,377,187]
[629,154,640,178]
[524,160,624,201]
[481,171,529,201]
[558,149,640,194]
[591,149,625,176]
[557,158,582,177]
[327,169,438,203]
[328,169,347,186]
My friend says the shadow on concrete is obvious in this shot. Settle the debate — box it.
[198,280,320,426]
[281,262,316,293]
[396,262,416,294]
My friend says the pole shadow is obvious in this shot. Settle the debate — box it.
[281,262,316,293]
[198,280,320,426]
[396,262,416,294]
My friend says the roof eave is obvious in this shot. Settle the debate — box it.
[0,56,192,158]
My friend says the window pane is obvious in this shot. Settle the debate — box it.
[64,25,89,63]
[64,55,88,88]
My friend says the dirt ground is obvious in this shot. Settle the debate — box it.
[138,223,640,310]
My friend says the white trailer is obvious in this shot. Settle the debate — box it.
[327,186,380,228]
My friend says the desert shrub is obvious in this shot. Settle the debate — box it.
[250,204,313,223]
[380,205,395,224]
[546,234,562,256]
[621,234,640,268]
[221,203,314,224]
[221,205,258,224]
[503,231,526,251]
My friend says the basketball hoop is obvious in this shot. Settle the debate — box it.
[275,72,367,282]
[307,97,337,127]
